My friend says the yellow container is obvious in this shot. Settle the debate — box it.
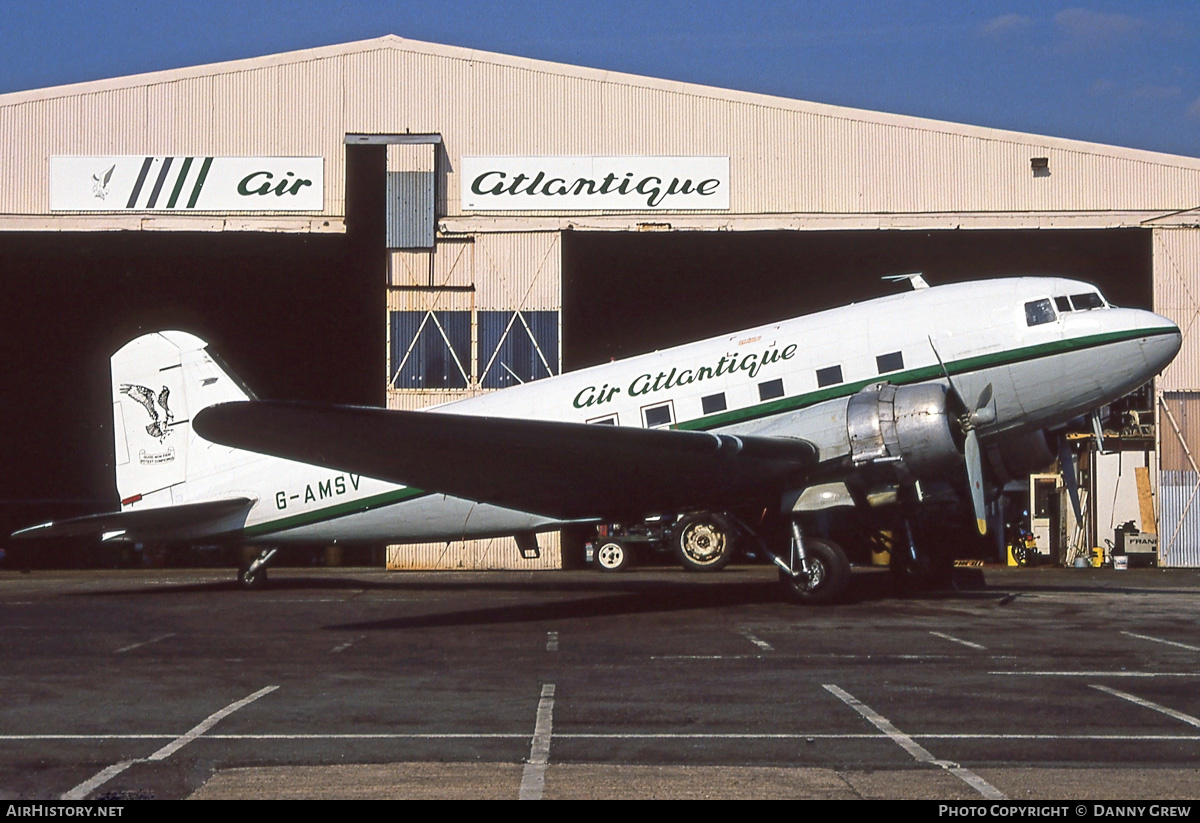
[1091,546,1105,568]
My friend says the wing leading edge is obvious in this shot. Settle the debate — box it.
[194,401,817,521]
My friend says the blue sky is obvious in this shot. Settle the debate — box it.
[5,1,1200,157]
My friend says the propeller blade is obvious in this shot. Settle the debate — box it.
[965,429,988,535]
[969,383,997,427]
[1058,436,1084,525]
[927,336,968,410]
[1091,410,1107,454]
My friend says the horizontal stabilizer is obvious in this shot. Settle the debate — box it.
[12,497,255,542]
[195,401,817,520]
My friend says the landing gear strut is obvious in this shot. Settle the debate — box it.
[890,515,952,594]
[770,520,851,605]
[237,547,277,590]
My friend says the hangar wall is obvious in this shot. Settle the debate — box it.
[383,231,563,569]
[6,35,1200,230]
[1154,228,1200,567]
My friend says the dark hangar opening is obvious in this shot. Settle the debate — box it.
[562,229,1152,369]
[0,230,381,542]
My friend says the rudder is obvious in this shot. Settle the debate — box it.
[111,331,255,508]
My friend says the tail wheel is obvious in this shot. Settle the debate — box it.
[595,540,632,572]
[779,537,850,605]
[674,512,735,572]
[238,564,268,590]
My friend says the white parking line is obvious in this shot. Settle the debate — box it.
[115,633,176,654]
[61,685,278,800]
[1091,684,1200,729]
[519,683,556,801]
[331,637,363,653]
[8,730,1200,743]
[823,683,1006,800]
[990,671,1200,677]
[546,632,558,652]
[1121,631,1200,653]
[929,631,986,650]
[740,630,774,652]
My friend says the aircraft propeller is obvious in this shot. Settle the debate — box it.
[929,337,996,535]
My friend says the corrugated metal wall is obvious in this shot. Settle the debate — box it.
[385,143,435,248]
[5,36,1200,220]
[384,231,563,568]
[387,533,561,571]
[1154,228,1200,566]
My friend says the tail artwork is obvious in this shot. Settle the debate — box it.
[111,331,256,511]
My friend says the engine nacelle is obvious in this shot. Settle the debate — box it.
[845,383,962,482]
[986,428,1056,485]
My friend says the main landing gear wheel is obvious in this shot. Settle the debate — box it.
[673,512,735,572]
[779,537,850,605]
[595,540,631,572]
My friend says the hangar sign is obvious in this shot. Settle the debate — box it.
[462,156,729,211]
[50,156,324,211]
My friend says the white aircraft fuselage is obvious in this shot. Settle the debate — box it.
[132,276,1178,546]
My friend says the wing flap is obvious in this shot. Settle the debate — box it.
[195,401,816,520]
[12,497,255,542]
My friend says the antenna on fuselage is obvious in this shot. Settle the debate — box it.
[883,272,929,290]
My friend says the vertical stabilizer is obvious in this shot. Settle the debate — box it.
[111,331,255,508]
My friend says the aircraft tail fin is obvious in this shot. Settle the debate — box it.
[111,331,258,509]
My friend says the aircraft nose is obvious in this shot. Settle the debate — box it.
[1140,312,1182,375]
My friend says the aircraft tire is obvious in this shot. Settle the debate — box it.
[238,564,268,590]
[673,512,735,572]
[594,540,632,572]
[778,538,850,605]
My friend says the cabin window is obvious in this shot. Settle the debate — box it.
[702,393,727,415]
[588,414,618,425]
[1024,299,1056,327]
[758,378,785,401]
[1055,296,1072,313]
[876,351,904,374]
[1071,292,1104,310]
[643,402,674,428]
[816,365,843,388]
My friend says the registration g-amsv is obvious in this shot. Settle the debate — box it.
[469,169,722,208]
[574,343,798,409]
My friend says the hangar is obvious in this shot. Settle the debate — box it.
[2,35,1199,569]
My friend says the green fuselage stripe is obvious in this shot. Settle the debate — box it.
[243,486,428,537]
[242,325,1175,538]
[676,326,1175,431]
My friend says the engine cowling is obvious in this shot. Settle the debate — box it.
[845,383,962,482]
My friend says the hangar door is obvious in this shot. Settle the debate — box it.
[387,235,561,399]
[385,231,563,569]
[1155,228,1200,567]
[1159,392,1200,566]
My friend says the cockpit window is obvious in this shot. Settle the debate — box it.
[1025,299,1056,327]
[1054,296,1071,313]
[1070,292,1104,310]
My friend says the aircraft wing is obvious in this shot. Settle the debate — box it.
[194,401,818,520]
[12,497,255,543]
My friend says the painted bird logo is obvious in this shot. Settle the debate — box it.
[120,383,175,441]
[92,164,115,200]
